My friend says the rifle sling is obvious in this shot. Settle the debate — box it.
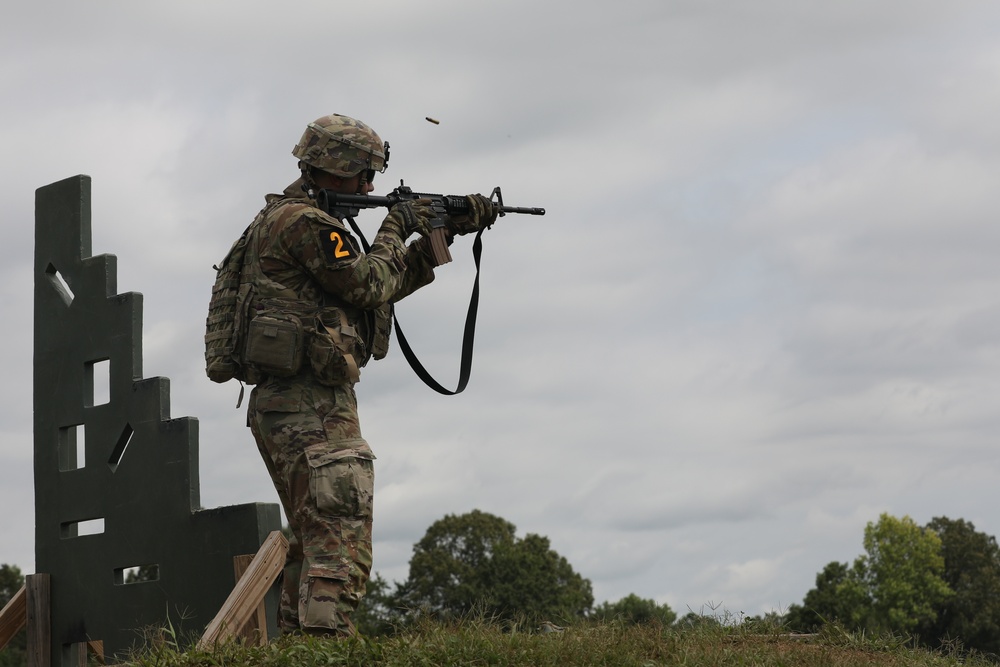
[346,217,484,395]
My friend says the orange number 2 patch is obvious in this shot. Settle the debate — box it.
[320,228,358,263]
[329,231,351,258]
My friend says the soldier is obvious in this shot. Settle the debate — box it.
[242,114,496,636]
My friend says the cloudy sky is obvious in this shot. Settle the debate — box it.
[3,1,1000,619]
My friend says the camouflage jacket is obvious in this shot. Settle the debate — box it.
[246,178,437,375]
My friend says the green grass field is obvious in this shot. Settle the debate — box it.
[125,617,997,667]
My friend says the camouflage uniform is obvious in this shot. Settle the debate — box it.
[245,177,438,636]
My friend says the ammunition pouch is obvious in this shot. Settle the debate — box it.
[370,304,392,361]
[244,312,306,377]
[309,313,361,386]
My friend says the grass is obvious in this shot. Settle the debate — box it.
[123,617,998,667]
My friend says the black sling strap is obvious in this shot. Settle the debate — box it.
[346,217,486,395]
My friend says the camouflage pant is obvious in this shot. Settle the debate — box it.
[248,375,375,636]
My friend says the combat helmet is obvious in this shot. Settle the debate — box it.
[292,114,389,177]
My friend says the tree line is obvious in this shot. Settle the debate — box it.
[358,509,1000,658]
[782,513,1000,656]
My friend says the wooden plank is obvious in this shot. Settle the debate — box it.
[233,554,268,645]
[26,574,50,667]
[198,531,287,649]
[0,585,26,649]
[88,639,105,664]
[65,642,85,667]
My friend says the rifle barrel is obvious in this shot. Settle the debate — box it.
[501,205,545,216]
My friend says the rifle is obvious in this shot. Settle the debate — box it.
[317,180,545,265]
[316,180,544,395]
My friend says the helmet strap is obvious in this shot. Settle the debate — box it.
[298,162,319,198]
[356,171,369,194]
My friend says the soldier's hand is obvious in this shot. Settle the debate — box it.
[385,199,437,239]
[447,194,498,236]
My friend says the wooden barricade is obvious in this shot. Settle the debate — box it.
[232,555,269,644]
[0,531,286,665]
[0,584,27,650]
[198,530,288,649]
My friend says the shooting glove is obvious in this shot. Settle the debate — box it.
[382,199,437,239]
[446,194,498,236]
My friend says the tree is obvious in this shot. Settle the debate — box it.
[397,510,593,624]
[917,517,1000,655]
[786,514,953,637]
[400,509,517,616]
[483,533,593,624]
[0,564,26,667]
[0,564,22,605]
[675,611,722,629]
[855,513,952,634]
[591,593,676,626]
[124,564,158,584]
[784,560,867,633]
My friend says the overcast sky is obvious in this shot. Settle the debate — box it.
[3,1,1000,619]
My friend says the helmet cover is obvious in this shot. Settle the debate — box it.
[292,114,388,177]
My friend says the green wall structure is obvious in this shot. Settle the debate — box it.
[33,175,281,664]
